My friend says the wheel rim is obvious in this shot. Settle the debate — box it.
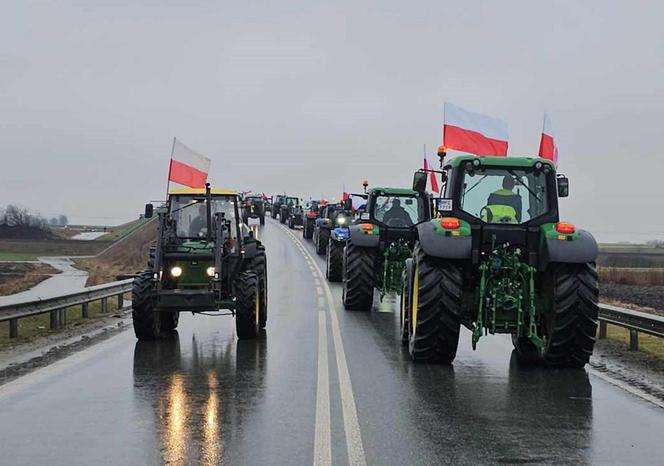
[410,265,419,335]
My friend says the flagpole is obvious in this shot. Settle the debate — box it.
[165,137,176,199]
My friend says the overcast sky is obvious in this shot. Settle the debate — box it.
[1,0,663,242]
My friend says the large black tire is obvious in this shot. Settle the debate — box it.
[280,211,287,224]
[342,243,375,311]
[326,240,344,282]
[235,271,260,339]
[244,247,268,329]
[542,263,599,368]
[315,229,329,255]
[304,220,314,239]
[408,244,462,364]
[511,335,540,365]
[272,209,278,219]
[160,312,180,331]
[260,215,265,226]
[132,272,161,340]
[288,216,295,229]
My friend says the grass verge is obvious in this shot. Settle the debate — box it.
[0,263,59,295]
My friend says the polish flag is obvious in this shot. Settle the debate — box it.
[168,139,211,188]
[443,102,509,156]
[342,184,349,201]
[538,113,559,165]
[423,158,440,193]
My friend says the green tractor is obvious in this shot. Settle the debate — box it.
[271,194,286,220]
[401,154,598,367]
[342,187,432,310]
[135,185,267,341]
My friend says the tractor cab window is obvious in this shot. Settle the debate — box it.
[286,197,299,206]
[460,167,548,224]
[372,195,424,227]
[170,196,238,243]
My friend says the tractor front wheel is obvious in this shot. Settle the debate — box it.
[132,272,161,340]
[304,220,314,239]
[408,245,462,364]
[315,230,328,255]
[160,312,180,331]
[542,263,599,368]
[326,240,344,282]
[342,243,375,311]
[235,271,260,339]
[399,259,413,346]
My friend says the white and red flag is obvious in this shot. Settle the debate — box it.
[342,184,350,201]
[168,138,211,188]
[423,158,440,193]
[538,113,558,165]
[443,102,509,156]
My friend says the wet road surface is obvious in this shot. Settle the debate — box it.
[1,220,664,465]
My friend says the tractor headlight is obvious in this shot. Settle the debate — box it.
[206,267,216,277]
[170,266,183,278]
[337,216,347,225]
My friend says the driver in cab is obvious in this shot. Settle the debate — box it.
[382,198,413,227]
[484,176,522,224]
[189,203,207,237]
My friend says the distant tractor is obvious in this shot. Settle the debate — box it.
[271,194,286,220]
[280,196,303,228]
[342,187,432,310]
[302,200,322,240]
[135,185,267,340]
[401,154,598,367]
[242,195,266,225]
[313,203,351,255]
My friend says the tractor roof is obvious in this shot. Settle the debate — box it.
[169,188,237,196]
[445,155,555,170]
[369,187,419,196]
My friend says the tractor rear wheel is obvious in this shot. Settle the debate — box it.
[304,220,314,239]
[245,248,268,329]
[326,240,344,282]
[160,312,180,331]
[132,272,161,340]
[342,243,375,311]
[315,230,328,255]
[288,216,295,229]
[235,271,260,339]
[260,214,265,226]
[408,245,462,364]
[542,262,599,368]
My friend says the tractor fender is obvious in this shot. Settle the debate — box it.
[541,229,598,268]
[348,224,380,248]
[416,222,472,259]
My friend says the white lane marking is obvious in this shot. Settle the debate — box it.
[314,278,321,286]
[280,225,367,466]
[317,296,325,307]
[588,368,664,409]
[316,286,324,296]
[314,311,331,466]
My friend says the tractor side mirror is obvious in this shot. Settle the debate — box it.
[144,203,154,218]
[343,198,352,210]
[557,176,569,198]
[412,171,427,192]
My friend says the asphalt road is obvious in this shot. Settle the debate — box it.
[1,220,664,465]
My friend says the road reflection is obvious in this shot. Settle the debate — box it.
[133,332,268,465]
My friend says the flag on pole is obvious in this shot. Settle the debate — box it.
[168,139,211,188]
[423,158,440,193]
[538,113,558,165]
[342,184,349,201]
[443,102,509,156]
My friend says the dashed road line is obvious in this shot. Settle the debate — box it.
[279,224,367,466]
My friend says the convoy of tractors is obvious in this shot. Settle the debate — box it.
[136,148,599,368]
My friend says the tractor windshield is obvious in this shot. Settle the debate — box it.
[460,167,548,224]
[170,195,238,240]
[286,197,299,206]
[372,195,424,227]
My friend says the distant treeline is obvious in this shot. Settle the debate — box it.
[0,204,68,239]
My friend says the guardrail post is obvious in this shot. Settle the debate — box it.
[101,297,108,314]
[598,321,607,339]
[9,318,18,338]
[117,293,124,310]
[82,302,89,318]
[50,310,58,330]
[629,330,639,351]
[60,308,67,327]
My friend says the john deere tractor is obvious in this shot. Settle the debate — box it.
[279,196,301,227]
[342,188,432,310]
[135,185,267,341]
[401,154,599,367]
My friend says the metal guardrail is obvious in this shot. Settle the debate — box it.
[0,279,133,339]
[598,303,664,351]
